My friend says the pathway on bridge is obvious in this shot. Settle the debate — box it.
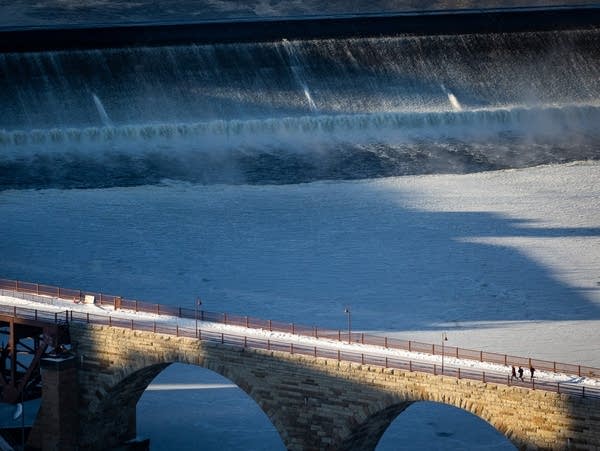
[1,290,599,395]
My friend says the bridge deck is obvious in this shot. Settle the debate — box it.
[1,278,599,400]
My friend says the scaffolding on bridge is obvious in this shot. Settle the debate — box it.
[0,313,70,404]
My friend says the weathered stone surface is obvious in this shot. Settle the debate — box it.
[34,324,600,450]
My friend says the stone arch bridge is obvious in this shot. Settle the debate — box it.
[25,322,600,451]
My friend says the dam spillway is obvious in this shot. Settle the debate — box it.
[0,8,599,189]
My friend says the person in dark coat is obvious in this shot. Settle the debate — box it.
[511,366,517,381]
[518,366,524,381]
[530,366,535,380]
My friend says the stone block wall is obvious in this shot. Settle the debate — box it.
[61,324,600,450]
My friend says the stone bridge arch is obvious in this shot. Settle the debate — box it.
[29,323,600,450]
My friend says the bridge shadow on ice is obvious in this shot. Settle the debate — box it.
[0,175,599,332]
[5,175,598,450]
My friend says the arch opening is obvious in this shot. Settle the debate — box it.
[136,363,286,451]
[376,401,516,450]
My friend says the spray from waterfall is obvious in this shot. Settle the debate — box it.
[92,93,113,127]
[282,39,318,112]
[440,84,463,112]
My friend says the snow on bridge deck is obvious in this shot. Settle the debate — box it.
[1,290,598,396]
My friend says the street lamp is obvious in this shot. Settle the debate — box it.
[344,307,351,344]
[441,332,448,374]
[195,297,202,338]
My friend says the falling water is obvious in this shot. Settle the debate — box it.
[0,29,599,189]
[440,84,463,111]
[92,93,112,127]
[302,87,318,112]
[282,39,318,112]
[447,93,463,112]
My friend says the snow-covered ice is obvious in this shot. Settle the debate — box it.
[1,161,600,449]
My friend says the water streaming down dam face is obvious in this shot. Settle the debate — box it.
[1,29,599,189]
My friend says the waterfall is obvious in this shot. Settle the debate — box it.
[281,39,318,112]
[1,30,598,131]
[1,28,599,189]
[92,93,112,127]
[440,84,463,112]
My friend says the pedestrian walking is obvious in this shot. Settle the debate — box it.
[511,365,517,381]
[518,366,524,381]
[530,366,535,380]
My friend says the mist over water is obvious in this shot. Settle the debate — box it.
[1,29,599,189]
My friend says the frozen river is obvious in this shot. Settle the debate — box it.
[1,161,599,449]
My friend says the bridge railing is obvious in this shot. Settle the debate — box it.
[0,299,598,400]
[0,302,69,324]
[1,277,599,380]
[62,308,600,400]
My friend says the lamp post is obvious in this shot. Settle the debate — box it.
[441,332,448,374]
[344,307,351,344]
[195,297,202,338]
